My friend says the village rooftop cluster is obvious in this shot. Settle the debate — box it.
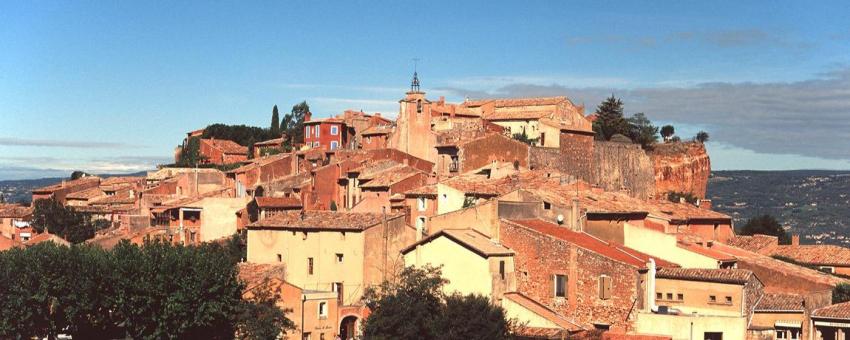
[4,73,850,339]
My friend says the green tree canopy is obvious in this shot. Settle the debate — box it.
[0,240,292,339]
[833,283,850,304]
[696,130,710,143]
[31,198,95,244]
[738,214,791,245]
[283,101,310,146]
[592,95,630,141]
[362,266,512,340]
[176,136,204,167]
[660,125,675,141]
[270,105,280,136]
[627,112,659,149]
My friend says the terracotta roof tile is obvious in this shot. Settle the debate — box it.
[463,96,573,108]
[814,301,850,320]
[0,204,33,218]
[203,139,248,155]
[677,241,737,262]
[506,219,677,269]
[770,245,850,266]
[655,268,757,285]
[755,293,805,312]
[254,137,284,147]
[0,235,22,251]
[726,235,779,253]
[32,176,100,193]
[66,187,106,200]
[359,166,423,189]
[255,196,302,209]
[360,125,393,135]
[503,291,583,331]
[401,229,514,258]
[404,184,437,197]
[248,211,400,231]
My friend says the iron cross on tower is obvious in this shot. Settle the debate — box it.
[411,58,421,92]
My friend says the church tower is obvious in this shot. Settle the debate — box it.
[389,71,436,162]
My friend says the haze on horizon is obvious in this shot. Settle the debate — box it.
[2,1,849,180]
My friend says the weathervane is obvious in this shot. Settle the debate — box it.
[411,58,421,92]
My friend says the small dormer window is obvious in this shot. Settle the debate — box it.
[417,99,423,114]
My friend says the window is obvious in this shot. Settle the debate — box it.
[554,274,567,298]
[333,282,344,303]
[308,257,314,275]
[366,136,372,144]
[709,295,717,303]
[666,293,673,301]
[320,334,325,340]
[336,253,344,263]
[330,125,339,135]
[656,292,662,300]
[417,197,427,211]
[416,216,426,232]
[725,296,732,304]
[677,293,684,301]
[543,201,551,210]
[318,301,327,318]
[313,141,319,148]
[499,261,506,280]
[598,275,611,300]
[330,141,338,150]
[277,254,282,262]
[315,126,320,137]
[303,332,311,340]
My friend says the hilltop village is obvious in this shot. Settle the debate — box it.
[3,74,850,340]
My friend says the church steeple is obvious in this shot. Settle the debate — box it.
[410,71,421,92]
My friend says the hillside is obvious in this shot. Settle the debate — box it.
[708,170,850,246]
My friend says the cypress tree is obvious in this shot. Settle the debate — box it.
[270,105,280,136]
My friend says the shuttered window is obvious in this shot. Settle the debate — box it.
[554,274,567,298]
[598,275,612,300]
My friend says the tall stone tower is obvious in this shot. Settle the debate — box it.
[389,72,436,162]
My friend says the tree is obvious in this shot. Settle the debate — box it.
[660,125,675,142]
[177,136,204,167]
[438,294,512,340]
[270,105,280,136]
[738,214,791,245]
[329,200,338,211]
[592,95,630,141]
[511,131,539,146]
[31,198,94,243]
[695,130,710,143]
[237,279,295,340]
[627,113,659,149]
[667,191,698,204]
[362,266,447,340]
[834,283,850,304]
[70,171,91,180]
[283,101,310,146]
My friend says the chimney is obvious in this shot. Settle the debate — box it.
[374,112,381,117]
[571,197,581,232]
[792,234,800,246]
[698,199,712,210]
[305,111,312,122]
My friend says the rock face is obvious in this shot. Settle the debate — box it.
[650,142,711,198]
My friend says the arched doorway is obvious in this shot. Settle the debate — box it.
[339,315,358,340]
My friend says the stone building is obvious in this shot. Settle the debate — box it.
[199,138,248,165]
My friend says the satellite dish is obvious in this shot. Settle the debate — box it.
[556,214,565,225]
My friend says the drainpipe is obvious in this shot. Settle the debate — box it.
[301,294,306,339]
[647,259,658,313]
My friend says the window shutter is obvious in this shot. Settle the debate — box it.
[599,275,612,300]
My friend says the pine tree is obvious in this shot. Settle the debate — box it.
[660,125,675,142]
[270,105,280,136]
[592,95,630,141]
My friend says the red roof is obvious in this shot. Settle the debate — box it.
[503,292,583,331]
[814,301,850,320]
[506,219,677,269]
[202,139,248,155]
[255,196,302,209]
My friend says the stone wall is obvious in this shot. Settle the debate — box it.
[559,132,595,182]
[459,134,529,172]
[593,142,656,200]
[650,142,711,198]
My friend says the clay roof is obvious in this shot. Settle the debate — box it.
[506,219,677,269]
[347,159,399,177]
[814,301,850,320]
[268,172,311,191]
[254,137,283,147]
[405,184,437,197]
[511,327,571,339]
[203,139,248,155]
[66,187,105,200]
[755,293,805,312]
[401,229,514,258]
[238,262,287,290]
[255,196,302,209]
[100,176,143,187]
[248,211,400,231]
[503,292,583,331]
[89,192,137,205]
[304,117,345,125]
[359,166,423,189]
[227,153,291,174]
[651,200,731,223]
[726,235,779,253]
[769,245,850,267]
[25,232,70,247]
[0,204,33,218]
[349,196,391,213]
[655,268,757,285]
[464,96,572,108]
[32,176,100,194]
[360,125,393,135]
[711,241,850,288]
[677,241,737,262]
[0,235,22,251]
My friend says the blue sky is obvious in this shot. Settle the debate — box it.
[2,1,850,179]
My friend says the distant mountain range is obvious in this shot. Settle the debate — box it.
[0,171,148,204]
[708,170,850,246]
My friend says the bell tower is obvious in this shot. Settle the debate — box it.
[389,70,436,162]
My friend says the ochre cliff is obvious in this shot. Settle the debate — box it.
[649,142,711,198]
